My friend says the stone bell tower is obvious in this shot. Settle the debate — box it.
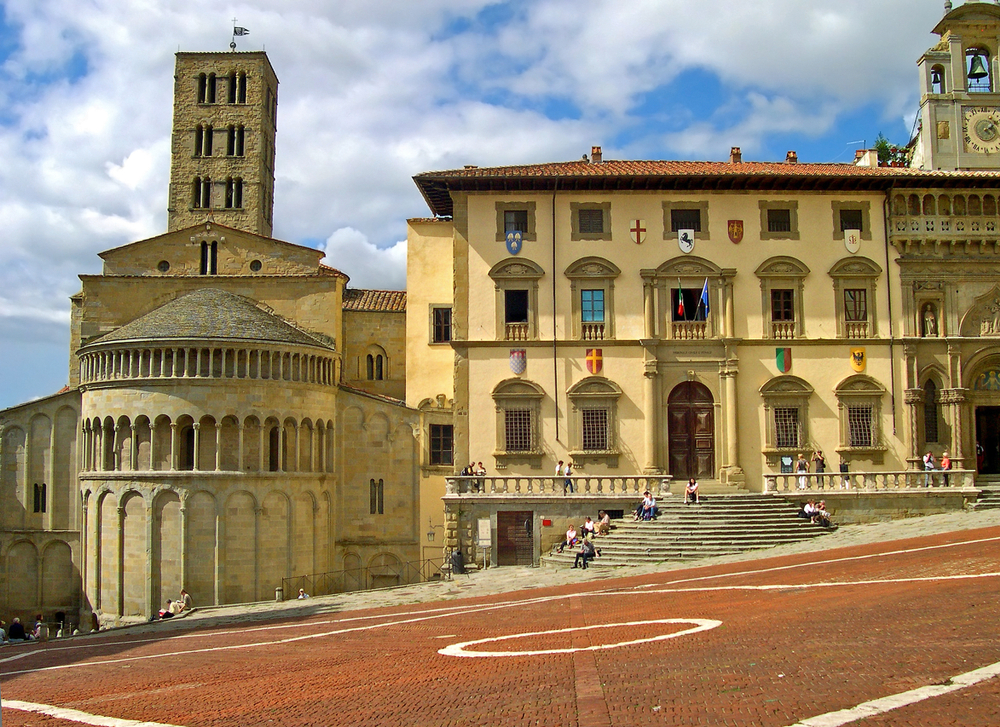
[167,51,279,236]
[914,0,1000,170]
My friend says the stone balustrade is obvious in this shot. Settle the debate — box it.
[446,475,671,497]
[764,469,976,493]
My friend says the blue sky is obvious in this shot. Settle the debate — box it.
[0,0,953,408]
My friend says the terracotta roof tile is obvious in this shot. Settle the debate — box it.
[342,289,406,312]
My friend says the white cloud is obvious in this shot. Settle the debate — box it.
[321,228,407,291]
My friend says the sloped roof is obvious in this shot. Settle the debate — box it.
[413,158,1000,217]
[342,289,406,312]
[87,289,330,349]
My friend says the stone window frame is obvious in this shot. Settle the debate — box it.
[429,305,452,344]
[662,201,711,240]
[369,478,384,515]
[489,258,544,342]
[567,376,622,467]
[834,374,889,458]
[759,375,814,468]
[759,200,800,240]
[832,201,872,241]
[495,201,537,243]
[923,377,941,445]
[491,378,545,469]
[565,257,621,340]
[828,257,882,339]
[570,201,612,241]
[429,423,454,466]
[755,257,810,338]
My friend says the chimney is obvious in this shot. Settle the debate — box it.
[730,147,742,164]
[854,150,866,162]
[591,146,602,163]
[853,149,880,167]
[785,150,798,164]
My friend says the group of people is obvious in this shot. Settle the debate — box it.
[555,460,575,493]
[460,461,487,492]
[555,511,612,569]
[923,450,952,486]
[797,500,833,528]
[794,450,826,489]
[0,616,43,643]
[156,589,193,620]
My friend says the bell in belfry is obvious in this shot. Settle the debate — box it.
[969,53,989,80]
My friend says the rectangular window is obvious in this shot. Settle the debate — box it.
[504,209,528,234]
[369,478,384,515]
[847,405,874,447]
[578,208,605,234]
[844,289,868,322]
[672,288,708,322]
[670,208,702,233]
[767,208,792,233]
[581,289,605,322]
[432,307,452,342]
[504,409,533,452]
[581,409,609,451]
[840,208,864,232]
[774,408,800,449]
[504,290,529,324]
[771,289,794,321]
[429,424,454,466]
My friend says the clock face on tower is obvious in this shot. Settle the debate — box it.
[964,107,1000,154]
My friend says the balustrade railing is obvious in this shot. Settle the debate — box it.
[505,323,529,341]
[771,321,795,340]
[764,469,975,493]
[581,322,605,340]
[446,475,671,497]
[845,321,869,339]
[672,321,707,340]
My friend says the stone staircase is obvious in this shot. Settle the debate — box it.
[542,493,832,567]
[973,484,1000,510]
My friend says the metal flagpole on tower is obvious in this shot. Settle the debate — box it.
[231,20,250,51]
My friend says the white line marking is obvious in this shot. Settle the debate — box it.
[784,659,1000,727]
[2,699,187,727]
[646,571,1000,595]
[438,619,721,658]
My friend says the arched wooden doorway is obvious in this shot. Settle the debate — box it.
[667,381,715,480]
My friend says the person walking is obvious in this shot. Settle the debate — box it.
[941,450,951,486]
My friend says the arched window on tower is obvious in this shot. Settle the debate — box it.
[206,73,217,103]
[227,125,245,156]
[195,125,212,157]
[225,178,243,208]
[197,73,207,103]
[228,71,237,103]
[931,64,946,94]
[967,48,992,93]
[238,72,247,103]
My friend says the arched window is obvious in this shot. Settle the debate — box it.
[924,380,939,444]
[366,354,374,380]
[369,478,384,515]
[206,73,217,103]
[375,355,383,380]
[32,483,47,513]
[931,64,946,94]
[227,125,245,156]
[179,426,195,470]
[967,48,992,93]
[225,177,243,208]
[228,71,237,103]
[238,72,247,103]
[197,73,207,103]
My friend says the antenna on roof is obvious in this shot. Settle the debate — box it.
[231,18,250,51]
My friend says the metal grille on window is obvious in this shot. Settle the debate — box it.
[505,409,533,451]
[670,208,701,232]
[774,407,800,449]
[767,208,792,232]
[840,208,863,232]
[504,209,528,234]
[581,409,609,451]
[578,208,604,234]
[924,380,939,443]
[847,404,874,447]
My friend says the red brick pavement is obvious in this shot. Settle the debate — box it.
[2,527,1000,727]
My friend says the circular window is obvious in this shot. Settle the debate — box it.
[157,260,170,273]
[250,259,262,272]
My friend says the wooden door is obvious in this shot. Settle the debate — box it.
[667,382,715,480]
[496,511,533,566]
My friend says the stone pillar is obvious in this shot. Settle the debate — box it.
[642,278,656,339]
[237,422,245,472]
[130,424,138,471]
[643,362,659,473]
[170,423,179,471]
[145,501,155,620]
[294,423,301,472]
[92,500,102,610]
[214,422,221,472]
[214,507,224,606]
[725,279,735,338]
[943,388,968,468]
[904,388,923,468]
[179,501,188,596]
[192,423,201,471]
[258,425,266,472]
[112,425,121,471]
[278,426,286,472]
[116,505,126,617]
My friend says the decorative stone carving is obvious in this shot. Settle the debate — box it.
[922,303,938,337]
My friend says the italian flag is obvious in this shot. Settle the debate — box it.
[676,278,685,318]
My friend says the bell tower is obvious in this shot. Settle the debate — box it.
[167,51,278,236]
[914,0,1000,170]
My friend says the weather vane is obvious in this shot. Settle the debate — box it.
[231,18,249,51]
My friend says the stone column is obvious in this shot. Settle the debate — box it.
[294,423,301,472]
[278,426,286,472]
[643,362,659,473]
[112,425,121,471]
[92,499,102,610]
[642,277,656,339]
[130,424,138,471]
[170,423,179,471]
[116,505,126,617]
[725,279,735,338]
[179,501,188,595]
[237,422,245,472]
[192,423,201,471]
[214,421,221,471]
[942,388,968,468]
[258,425,266,472]
[145,501,155,620]
[721,365,742,482]
[904,388,923,468]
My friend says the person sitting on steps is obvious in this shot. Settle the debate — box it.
[685,478,700,504]
[573,536,597,569]
[556,524,578,553]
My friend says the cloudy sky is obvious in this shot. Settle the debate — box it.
[0,0,954,408]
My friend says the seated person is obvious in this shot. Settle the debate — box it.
[556,525,578,553]
[573,537,597,569]
[297,588,310,599]
[642,493,657,520]
[685,478,700,504]
[814,500,833,528]
[179,589,193,611]
[797,500,817,520]
[597,510,611,536]
[158,600,175,619]
[169,599,184,615]
[8,618,27,641]
[582,517,596,538]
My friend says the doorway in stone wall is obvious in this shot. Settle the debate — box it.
[976,406,1000,475]
[497,511,533,566]
[667,381,715,480]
